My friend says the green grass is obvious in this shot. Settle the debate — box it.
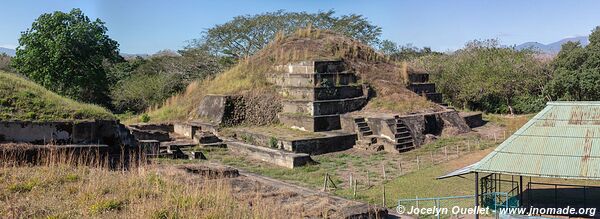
[0,71,114,121]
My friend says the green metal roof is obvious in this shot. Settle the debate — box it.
[473,101,600,180]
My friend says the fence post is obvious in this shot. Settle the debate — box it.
[430,151,434,165]
[349,173,353,189]
[417,156,420,170]
[382,184,386,207]
[456,145,459,156]
[398,159,403,174]
[367,170,370,187]
[445,146,448,161]
[467,140,471,152]
[323,173,329,191]
[382,163,386,181]
[353,179,357,198]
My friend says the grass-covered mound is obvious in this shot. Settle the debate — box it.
[0,71,114,121]
[143,28,441,123]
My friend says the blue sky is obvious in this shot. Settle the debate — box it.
[1,0,599,54]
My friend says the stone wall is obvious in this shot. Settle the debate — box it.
[226,141,314,168]
[0,120,138,154]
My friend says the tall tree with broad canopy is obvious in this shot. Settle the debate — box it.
[546,27,600,101]
[188,10,382,59]
[12,9,122,106]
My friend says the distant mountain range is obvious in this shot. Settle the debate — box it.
[0,47,15,56]
[1,36,591,57]
[515,36,589,54]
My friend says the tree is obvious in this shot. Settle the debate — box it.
[378,40,440,61]
[0,53,11,72]
[188,10,382,59]
[546,27,600,101]
[414,39,549,114]
[12,9,121,106]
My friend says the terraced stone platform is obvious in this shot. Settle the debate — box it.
[270,60,369,132]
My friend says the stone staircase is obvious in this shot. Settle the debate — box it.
[353,117,383,151]
[386,116,415,152]
[272,60,368,132]
[407,72,443,104]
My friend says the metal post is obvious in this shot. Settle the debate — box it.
[475,172,480,219]
[382,184,386,207]
[519,176,523,207]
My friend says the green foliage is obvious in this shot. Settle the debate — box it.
[414,39,550,114]
[8,179,38,193]
[189,10,382,59]
[0,71,114,120]
[546,27,600,101]
[89,199,125,214]
[140,113,151,123]
[379,40,441,61]
[11,9,121,106]
[109,49,226,113]
[268,137,278,148]
[0,53,12,72]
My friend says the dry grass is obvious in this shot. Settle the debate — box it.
[0,147,278,219]
[140,28,441,123]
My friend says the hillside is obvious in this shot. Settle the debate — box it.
[516,36,589,54]
[0,71,114,121]
[145,29,441,123]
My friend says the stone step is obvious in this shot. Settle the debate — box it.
[282,96,368,116]
[408,83,436,94]
[200,142,227,148]
[194,131,222,144]
[396,139,414,144]
[395,132,411,138]
[278,113,341,132]
[396,127,409,133]
[360,130,373,136]
[423,92,443,104]
[356,121,368,127]
[408,73,429,83]
[354,117,365,123]
[358,126,370,132]
[269,72,358,87]
[278,85,364,101]
[275,60,346,74]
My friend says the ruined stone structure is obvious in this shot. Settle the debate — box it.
[270,60,369,132]
[408,72,444,104]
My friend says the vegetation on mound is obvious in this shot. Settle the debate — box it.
[0,71,114,121]
[142,28,440,123]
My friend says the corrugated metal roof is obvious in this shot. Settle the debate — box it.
[473,101,600,180]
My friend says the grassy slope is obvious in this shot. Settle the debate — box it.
[0,71,114,121]
[140,29,439,123]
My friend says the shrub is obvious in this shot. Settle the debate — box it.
[140,114,151,123]
[89,199,125,214]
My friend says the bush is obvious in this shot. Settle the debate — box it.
[412,39,550,114]
[140,114,151,123]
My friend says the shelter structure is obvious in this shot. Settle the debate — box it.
[441,102,600,218]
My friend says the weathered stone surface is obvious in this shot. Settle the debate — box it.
[180,164,239,178]
[130,127,171,142]
[461,112,485,128]
[226,140,314,168]
[0,120,138,154]
[138,140,160,155]
[279,85,364,101]
[278,114,341,132]
[282,96,368,116]
[196,94,232,125]
[128,123,173,133]
[408,82,436,94]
